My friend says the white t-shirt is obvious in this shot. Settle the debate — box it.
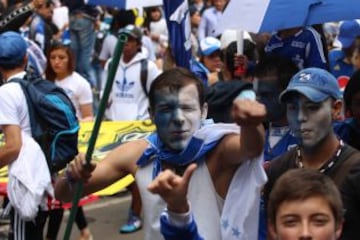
[0,81,31,134]
[55,72,93,119]
[103,53,161,121]
[149,18,169,55]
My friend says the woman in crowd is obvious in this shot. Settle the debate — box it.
[45,42,93,240]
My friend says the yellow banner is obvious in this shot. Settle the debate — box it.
[0,120,155,196]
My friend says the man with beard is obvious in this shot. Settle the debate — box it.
[264,67,360,239]
[55,67,267,240]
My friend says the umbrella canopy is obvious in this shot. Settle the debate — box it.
[86,0,162,9]
[215,0,360,34]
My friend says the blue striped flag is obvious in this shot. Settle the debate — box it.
[163,0,192,69]
[215,0,360,34]
[86,0,162,10]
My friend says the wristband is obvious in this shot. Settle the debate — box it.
[165,203,193,227]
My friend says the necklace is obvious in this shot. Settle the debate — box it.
[296,140,344,173]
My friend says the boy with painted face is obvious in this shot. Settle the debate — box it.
[55,67,267,240]
[268,169,344,240]
[254,55,300,240]
[264,67,360,239]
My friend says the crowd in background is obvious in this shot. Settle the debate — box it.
[0,0,360,239]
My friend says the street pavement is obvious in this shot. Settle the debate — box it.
[0,192,145,240]
[59,192,144,240]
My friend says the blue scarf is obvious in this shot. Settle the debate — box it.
[136,123,240,179]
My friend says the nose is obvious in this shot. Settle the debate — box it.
[297,107,307,123]
[299,223,312,240]
[172,108,185,125]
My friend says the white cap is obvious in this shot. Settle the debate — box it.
[220,29,254,50]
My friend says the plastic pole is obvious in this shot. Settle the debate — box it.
[62,33,128,240]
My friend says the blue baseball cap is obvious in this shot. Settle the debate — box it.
[200,37,221,56]
[337,20,360,48]
[0,31,27,67]
[279,68,342,103]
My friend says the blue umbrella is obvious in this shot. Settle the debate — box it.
[215,0,360,34]
[86,0,162,9]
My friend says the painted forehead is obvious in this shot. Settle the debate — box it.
[153,84,200,105]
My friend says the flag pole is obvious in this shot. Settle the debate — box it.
[236,30,244,55]
[62,33,128,240]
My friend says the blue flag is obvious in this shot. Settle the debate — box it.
[163,0,192,69]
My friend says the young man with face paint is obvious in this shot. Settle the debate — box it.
[55,67,267,240]
[254,55,300,240]
[268,169,344,240]
[264,67,360,239]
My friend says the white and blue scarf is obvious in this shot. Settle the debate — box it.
[136,122,240,179]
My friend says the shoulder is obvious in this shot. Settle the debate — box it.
[266,149,297,178]
[0,82,22,95]
[202,7,214,17]
[73,72,91,84]
[302,27,322,39]
[328,48,344,60]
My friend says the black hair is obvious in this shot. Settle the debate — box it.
[255,54,299,90]
[110,9,136,33]
[149,67,205,110]
[344,69,360,112]
[225,40,258,76]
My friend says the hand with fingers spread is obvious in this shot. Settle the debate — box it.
[148,163,197,214]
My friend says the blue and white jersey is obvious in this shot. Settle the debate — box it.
[328,48,355,91]
[265,27,327,70]
[29,14,46,51]
[25,38,47,76]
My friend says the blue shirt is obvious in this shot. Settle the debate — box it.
[328,49,355,91]
[197,7,222,41]
[191,60,209,86]
[265,27,327,70]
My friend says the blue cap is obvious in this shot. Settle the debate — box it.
[0,31,27,67]
[279,68,342,103]
[337,20,360,48]
[200,37,221,56]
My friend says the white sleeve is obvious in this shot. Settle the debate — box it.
[0,84,23,126]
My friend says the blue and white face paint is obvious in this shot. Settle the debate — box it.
[151,84,206,152]
[286,94,333,150]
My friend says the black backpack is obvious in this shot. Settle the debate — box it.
[10,74,79,173]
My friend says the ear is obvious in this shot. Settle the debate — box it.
[335,219,343,239]
[268,222,278,240]
[201,102,208,121]
[148,107,155,122]
[332,99,343,120]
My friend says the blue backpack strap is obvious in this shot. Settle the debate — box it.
[140,59,148,97]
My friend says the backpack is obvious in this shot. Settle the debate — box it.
[10,74,79,173]
[140,58,149,96]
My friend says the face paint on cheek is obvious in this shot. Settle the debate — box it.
[153,85,203,152]
[287,97,334,149]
